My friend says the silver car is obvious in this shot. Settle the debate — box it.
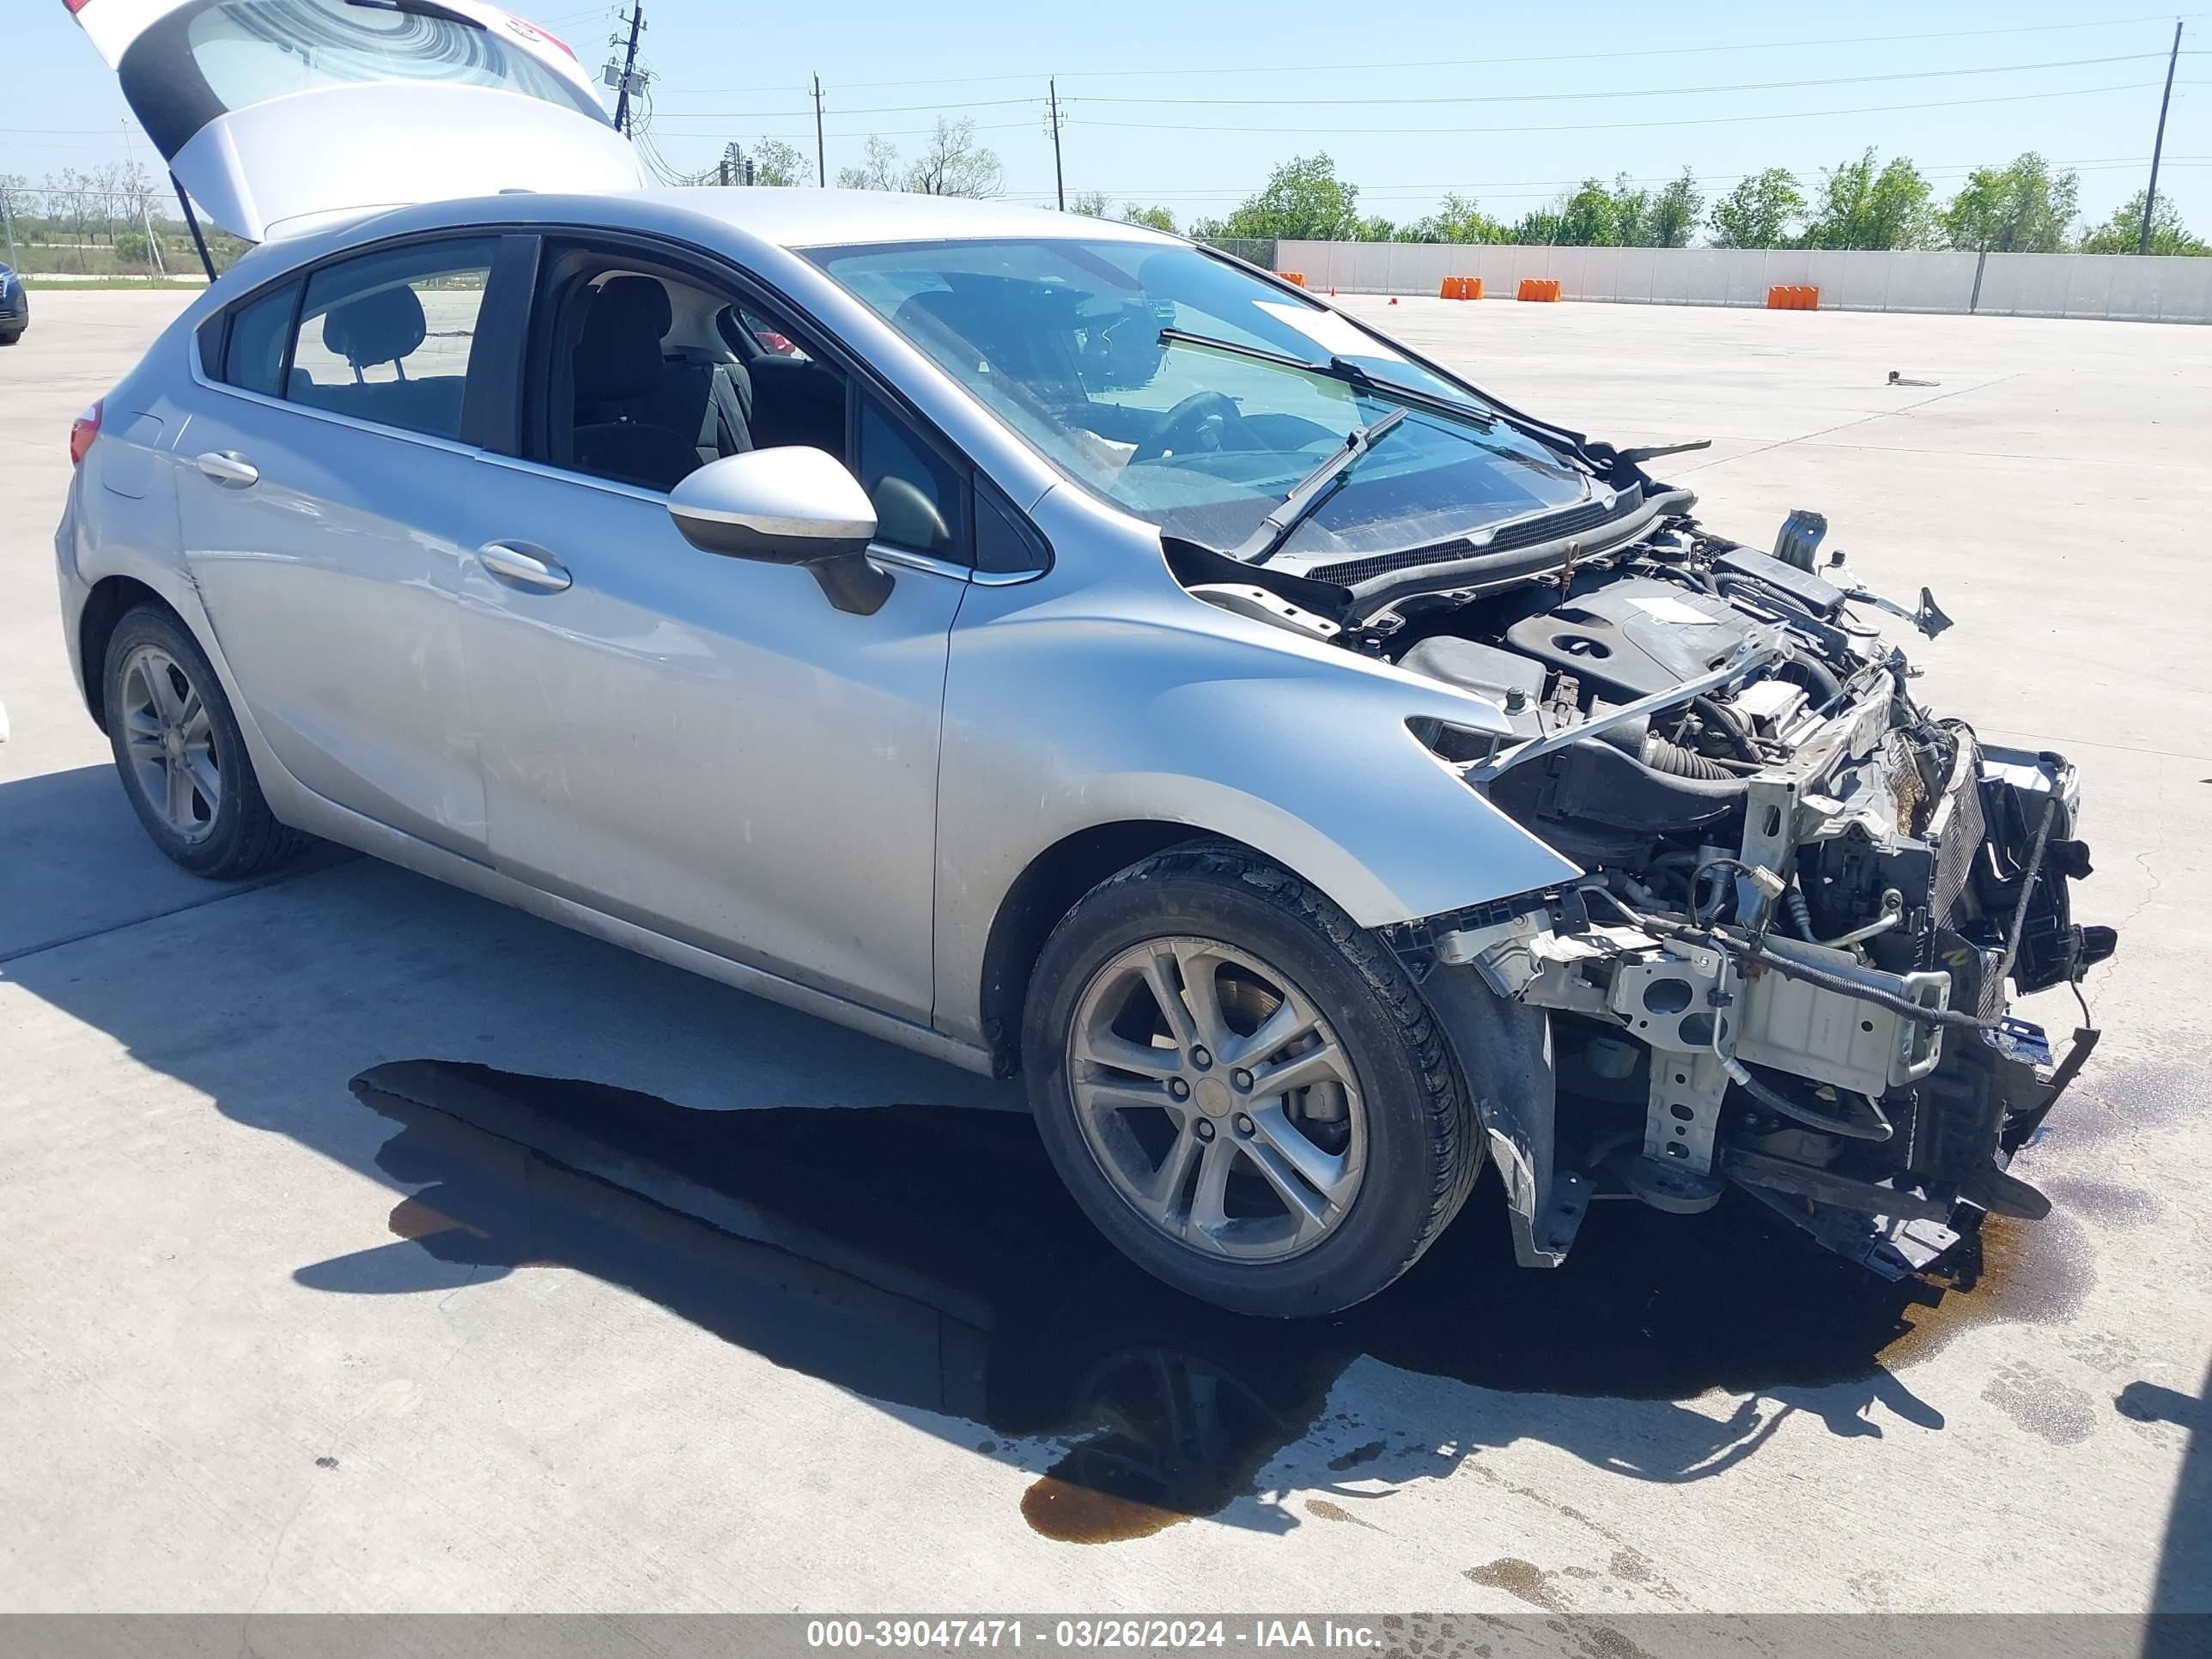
[58,0,2112,1316]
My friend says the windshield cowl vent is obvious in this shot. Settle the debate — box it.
[1304,487,1643,588]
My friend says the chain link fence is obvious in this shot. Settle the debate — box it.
[0,175,247,283]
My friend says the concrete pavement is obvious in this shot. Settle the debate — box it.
[1,289,2205,1618]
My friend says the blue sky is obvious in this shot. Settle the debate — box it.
[9,0,2207,236]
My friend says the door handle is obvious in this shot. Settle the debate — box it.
[477,540,573,593]
[194,450,259,488]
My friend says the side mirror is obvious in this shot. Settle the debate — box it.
[667,447,892,615]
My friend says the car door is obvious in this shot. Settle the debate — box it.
[69,0,640,244]
[172,232,512,854]
[452,238,972,1023]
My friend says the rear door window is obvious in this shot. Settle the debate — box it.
[287,238,497,441]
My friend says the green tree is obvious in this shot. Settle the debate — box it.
[2078,190,2211,256]
[1708,167,1805,249]
[1066,190,1112,217]
[1217,153,1365,241]
[1507,205,1567,246]
[1939,154,2079,252]
[749,138,809,188]
[1553,178,1620,246]
[1644,168,1704,248]
[1404,191,1504,244]
[1121,203,1177,234]
[1508,172,1695,246]
[1802,149,1934,250]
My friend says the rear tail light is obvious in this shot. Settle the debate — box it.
[70,401,102,466]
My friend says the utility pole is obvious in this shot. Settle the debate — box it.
[812,75,827,187]
[2139,19,2184,255]
[2,184,16,269]
[1047,79,1066,211]
[140,195,167,281]
[611,4,647,136]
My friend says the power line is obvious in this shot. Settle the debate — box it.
[649,116,1038,137]
[1073,52,2172,107]
[660,52,2178,120]
[1074,78,2166,137]
[654,95,1039,119]
[650,13,2209,95]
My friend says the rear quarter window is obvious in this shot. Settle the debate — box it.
[212,280,301,397]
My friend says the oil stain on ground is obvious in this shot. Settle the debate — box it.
[322,1060,2097,1545]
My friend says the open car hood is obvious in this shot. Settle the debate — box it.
[64,0,644,242]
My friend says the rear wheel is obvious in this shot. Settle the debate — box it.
[103,605,307,879]
[1024,843,1481,1318]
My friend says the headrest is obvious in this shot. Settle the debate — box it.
[574,277,671,404]
[320,284,427,370]
[598,275,672,339]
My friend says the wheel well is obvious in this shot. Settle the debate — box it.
[77,576,174,730]
[978,820,1266,1079]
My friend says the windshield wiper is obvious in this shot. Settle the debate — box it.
[1158,329,1495,431]
[1233,408,1409,563]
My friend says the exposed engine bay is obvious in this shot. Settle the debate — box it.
[1173,486,2118,1279]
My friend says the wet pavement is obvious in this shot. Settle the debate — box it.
[339,1060,2098,1546]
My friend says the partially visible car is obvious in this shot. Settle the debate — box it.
[0,262,27,345]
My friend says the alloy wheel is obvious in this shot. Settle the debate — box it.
[118,645,222,843]
[1066,936,1366,1263]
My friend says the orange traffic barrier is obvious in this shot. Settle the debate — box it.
[1278,270,1307,287]
[1766,284,1820,310]
[1440,276,1483,300]
[1516,277,1561,302]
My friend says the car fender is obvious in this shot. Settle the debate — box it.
[933,492,1582,1048]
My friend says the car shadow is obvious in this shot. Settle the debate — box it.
[0,756,2092,1546]
[2127,1368,2210,1640]
[294,1057,2021,1541]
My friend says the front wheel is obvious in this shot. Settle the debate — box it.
[1023,844,1482,1318]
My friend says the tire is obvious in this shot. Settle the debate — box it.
[1023,842,1481,1318]
[103,604,309,879]
[0,331,21,347]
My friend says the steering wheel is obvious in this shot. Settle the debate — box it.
[1130,391,1249,465]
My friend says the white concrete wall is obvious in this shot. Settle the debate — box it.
[1272,240,2212,323]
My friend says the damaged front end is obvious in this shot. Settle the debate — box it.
[1357,513,2116,1279]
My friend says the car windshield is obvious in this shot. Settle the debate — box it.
[143,0,607,135]
[807,237,1587,558]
